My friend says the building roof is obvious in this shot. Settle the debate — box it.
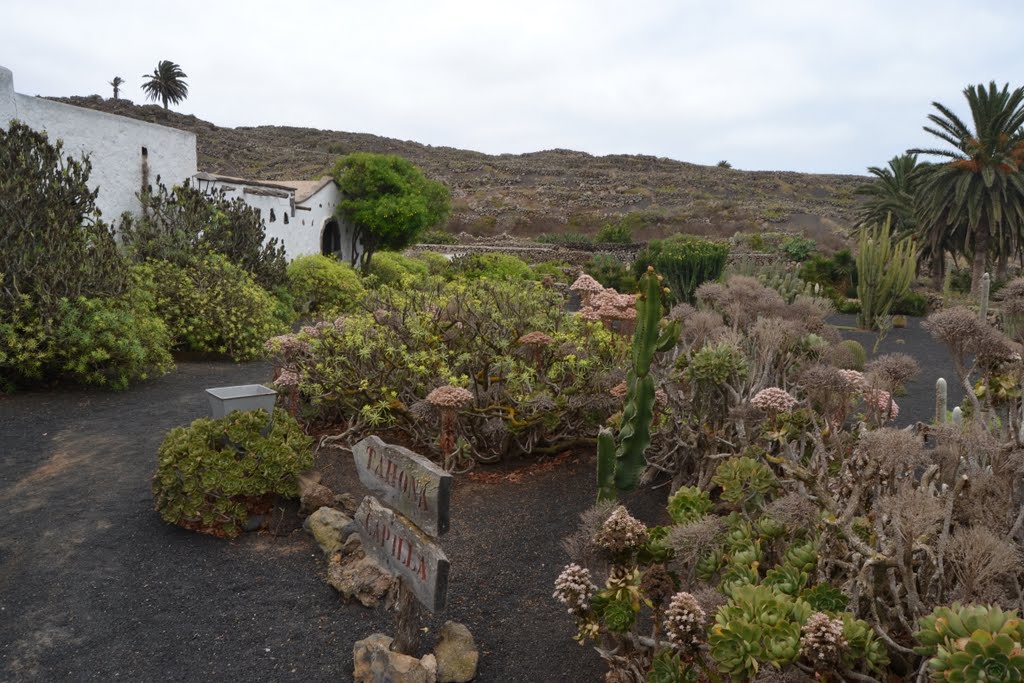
[274,177,335,204]
[194,173,335,204]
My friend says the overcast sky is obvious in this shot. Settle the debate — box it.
[6,0,1024,175]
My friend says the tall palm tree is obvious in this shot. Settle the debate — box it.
[911,82,1024,293]
[108,76,124,101]
[855,153,925,232]
[141,60,189,110]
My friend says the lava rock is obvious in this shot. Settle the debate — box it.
[434,621,478,682]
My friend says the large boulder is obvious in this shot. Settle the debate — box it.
[353,633,435,683]
[303,506,353,555]
[434,622,478,682]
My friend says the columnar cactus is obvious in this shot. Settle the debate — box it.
[935,377,947,424]
[597,267,680,501]
[856,216,917,331]
[952,406,963,425]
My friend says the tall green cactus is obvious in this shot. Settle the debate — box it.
[856,216,917,331]
[597,267,680,501]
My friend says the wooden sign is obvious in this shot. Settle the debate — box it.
[356,496,450,611]
[352,435,452,537]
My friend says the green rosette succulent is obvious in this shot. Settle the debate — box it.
[696,547,725,582]
[755,515,787,540]
[783,540,818,573]
[800,583,849,612]
[916,604,1024,682]
[841,613,890,672]
[602,598,637,634]
[719,564,760,596]
[762,621,802,666]
[762,564,809,596]
[712,456,777,510]
[709,621,763,680]
[728,540,763,569]
[667,486,713,524]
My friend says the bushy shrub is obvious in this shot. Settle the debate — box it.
[891,291,928,317]
[596,220,634,244]
[286,254,365,315]
[586,254,637,292]
[51,293,173,390]
[0,120,127,320]
[365,250,430,287]
[137,254,286,361]
[0,283,172,391]
[531,260,573,284]
[453,253,536,281]
[120,181,287,289]
[780,235,816,262]
[152,409,312,537]
[534,232,595,246]
[278,279,626,462]
[409,250,452,276]
[633,235,729,303]
[418,229,458,245]
[799,249,857,295]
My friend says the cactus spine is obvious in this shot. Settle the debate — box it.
[979,272,990,321]
[596,267,680,501]
[935,378,947,424]
[856,215,917,331]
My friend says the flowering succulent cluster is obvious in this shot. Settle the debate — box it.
[275,368,299,387]
[866,388,899,420]
[751,387,798,413]
[837,369,867,391]
[799,612,848,668]
[264,333,312,358]
[664,591,707,652]
[553,563,598,616]
[594,506,650,554]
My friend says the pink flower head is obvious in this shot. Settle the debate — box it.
[751,387,798,413]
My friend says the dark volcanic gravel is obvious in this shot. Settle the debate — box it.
[0,361,666,682]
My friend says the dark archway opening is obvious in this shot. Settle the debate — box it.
[321,219,341,257]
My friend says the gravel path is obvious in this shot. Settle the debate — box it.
[0,361,665,682]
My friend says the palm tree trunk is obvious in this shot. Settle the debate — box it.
[972,223,989,294]
[997,249,1009,281]
[930,252,945,290]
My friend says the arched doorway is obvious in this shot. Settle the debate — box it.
[321,219,341,257]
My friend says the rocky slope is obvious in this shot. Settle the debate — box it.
[51,95,866,245]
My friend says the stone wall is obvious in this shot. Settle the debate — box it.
[1,65,197,222]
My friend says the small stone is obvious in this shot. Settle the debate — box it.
[434,621,478,682]
[299,481,338,514]
[337,492,359,514]
[303,506,353,555]
[354,633,431,683]
[327,553,395,608]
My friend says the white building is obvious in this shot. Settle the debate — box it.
[0,65,197,221]
[194,173,358,263]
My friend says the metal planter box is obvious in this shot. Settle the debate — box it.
[205,384,277,418]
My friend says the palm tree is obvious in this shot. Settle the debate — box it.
[911,82,1024,293]
[108,76,124,101]
[141,60,189,110]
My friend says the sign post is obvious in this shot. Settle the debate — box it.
[351,436,452,654]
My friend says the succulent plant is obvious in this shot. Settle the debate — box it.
[709,620,763,680]
[840,613,890,672]
[783,540,818,573]
[667,486,713,525]
[800,584,849,612]
[696,547,725,582]
[553,563,598,616]
[664,591,707,653]
[799,612,848,669]
[594,506,650,556]
[712,456,777,511]
[916,603,1024,681]
[762,564,809,596]
[602,598,638,634]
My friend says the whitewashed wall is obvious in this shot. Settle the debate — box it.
[1,65,197,222]
[206,177,358,264]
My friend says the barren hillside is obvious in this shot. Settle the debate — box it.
[51,95,866,245]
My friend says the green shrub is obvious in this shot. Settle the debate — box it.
[453,253,536,281]
[120,181,288,289]
[633,235,729,304]
[410,250,453,276]
[152,409,313,537]
[531,260,573,284]
[0,289,172,391]
[365,251,430,287]
[891,291,927,317]
[596,220,634,244]
[286,254,365,315]
[1,120,127,321]
[52,293,173,390]
[586,254,637,292]
[780,236,816,262]
[137,254,287,361]
[836,298,861,314]
[418,229,458,245]
[534,232,595,246]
